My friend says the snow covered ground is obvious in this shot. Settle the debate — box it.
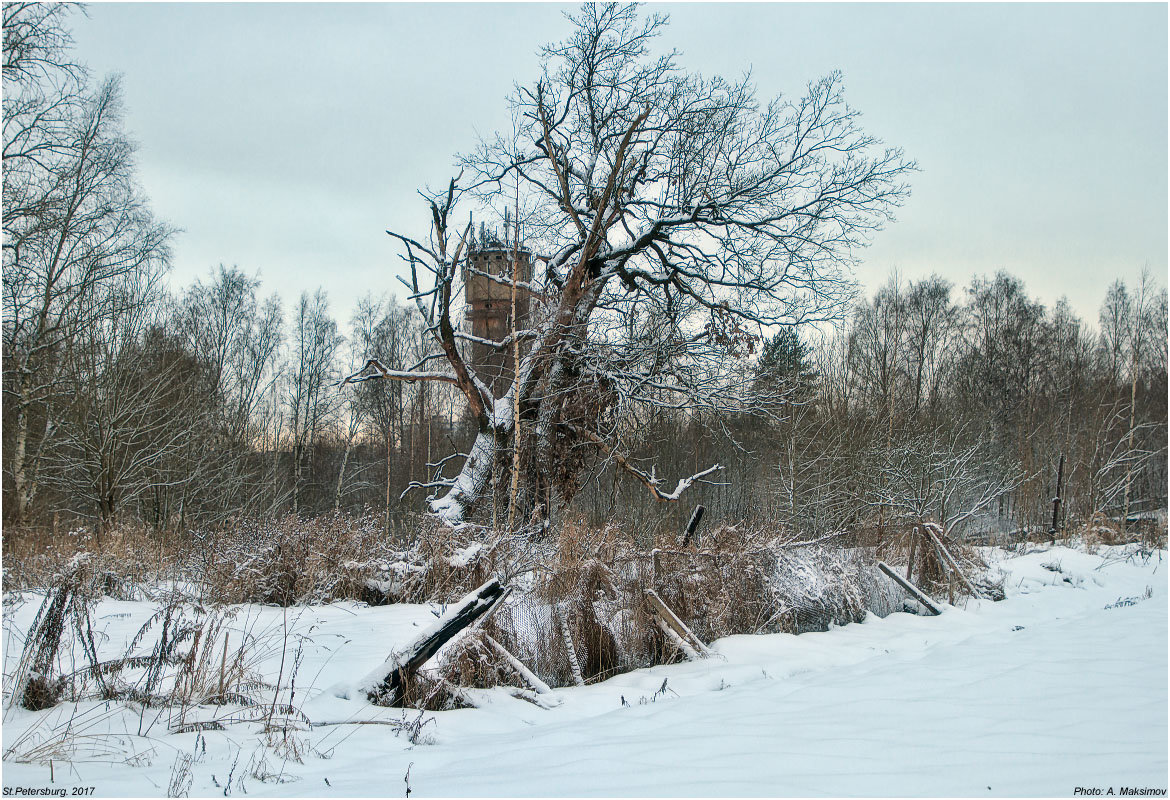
[3,544,1166,797]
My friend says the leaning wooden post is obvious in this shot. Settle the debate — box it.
[645,589,713,658]
[680,505,705,548]
[877,561,942,616]
[906,525,919,582]
[484,635,553,695]
[655,618,700,661]
[359,577,507,705]
[920,523,984,599]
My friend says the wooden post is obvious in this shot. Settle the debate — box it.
[877,561,942,616]
[680,505,705,547]
[1048,452,1064,543]
[645,590,712,658]
[360,578,507,704]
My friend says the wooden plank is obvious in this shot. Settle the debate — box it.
[920,524,984,599]
[645,590,712,657]
[361,577,507,704]
[655,617,700,662]
[877,561,942,616]
[484,635,553,695]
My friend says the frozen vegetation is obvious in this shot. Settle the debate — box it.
[3,543,1165,797]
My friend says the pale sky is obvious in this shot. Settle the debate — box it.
[69,2,1168,328]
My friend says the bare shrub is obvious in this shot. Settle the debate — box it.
[5,573,285,728]
[1080,511,1124,548]
[197,512,400,605]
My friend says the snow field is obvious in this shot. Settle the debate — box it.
[2,545,1165,797]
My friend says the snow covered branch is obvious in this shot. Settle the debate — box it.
[339,358,460,386]
[568,423,723,502]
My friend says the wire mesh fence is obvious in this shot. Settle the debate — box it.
[483,542,906,689]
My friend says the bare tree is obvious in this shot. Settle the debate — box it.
[872,423,1026,538]
[348,295,413,526]
[41,271,203,537]
[287,290,342,515]
[903,275,958,416]
[1117,270,1161,532]
[347,4,912,528]
[3,3,85,169]
[175,265,283,520]
[3,32,174,523]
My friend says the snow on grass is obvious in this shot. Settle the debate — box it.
[2,544,1165,797]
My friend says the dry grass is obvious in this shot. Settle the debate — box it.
[478,519,909,692]
[4,509,1001,712]
[2,522,184,598]
[1075,510,1168,550]
[5,512,441,606]
[197,512,398,605]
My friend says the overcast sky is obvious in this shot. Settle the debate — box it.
[70,2,1167,329]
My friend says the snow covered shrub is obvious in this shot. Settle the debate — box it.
[390,628,532,710]
[484,520,656,687]
[1079,511,1125,548]
[433,629,511,690]
[403,519,500,602]
[771,545,902,631]
[388,667,473,712]
[195,512,524,607]
[197,511,398,605]
[478,520,938,689]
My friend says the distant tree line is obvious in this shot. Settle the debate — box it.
[611,269,1167,540]
[6,248,1164,541]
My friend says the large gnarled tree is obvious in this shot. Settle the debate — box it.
[346,4,913,527]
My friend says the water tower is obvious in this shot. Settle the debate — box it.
[462,225,533,397]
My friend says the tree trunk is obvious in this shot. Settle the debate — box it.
[1121,365,1138,537]
[334,437,353,512]
[385,424,393,536]
[430,425,508,526]
[292,443,302,515]
[11,400,30,525]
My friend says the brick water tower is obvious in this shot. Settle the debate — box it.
[462,227,533,398]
